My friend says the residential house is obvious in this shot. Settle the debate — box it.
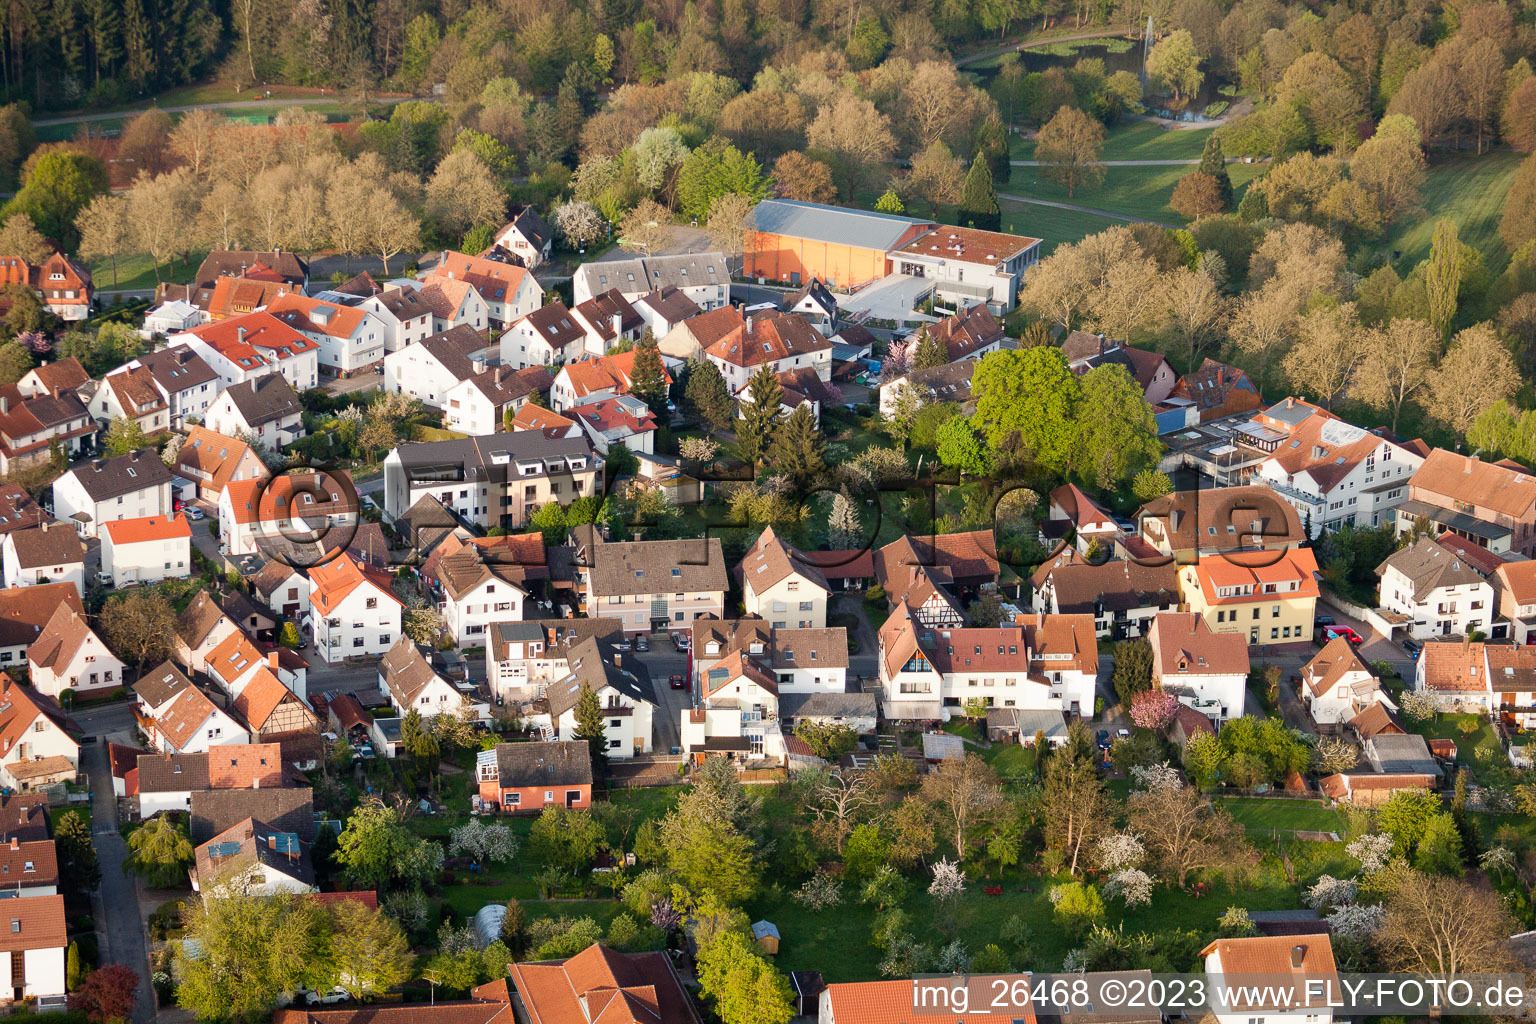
[508,404,580,439]
[492,208,553,268]
[876,603,1094,720]
[500,302,588,369]
[1320,771,1437,805]
[140,684,248,755]
[426,251,542,327]
[573,252,730,309]
[784,278,838,334]
[0,383,96,476]
[508,945,700,1024]
[14,361,88,402]
[0,583,81,669]
[1376,535,1495,640]
[570,395,658,455]
[690,619,850,696]
[1178,546,1321,646]
[1494,559,1536,644]
[169,312,321,392]
[432,536,542,648]
[0,794,49,842]
[32,252,93,320]
[0,487,45,536]
[1300,636,1393,729]
[27,604,121,698]
[0,894,68,1002]
[1044,483,1119,555]
[0,841,59,898]
[739,526,830,629]
[1062,332,1177,405]
[550,350,673,412]
[1164,359,1261,427]
[135,743,286,818]
[443,366,554,436]
[1136,484,1309,564]
[1,525,84,595]
[89,364,169,434]
[570,289,645,357]
[816,980,1038,1024]
[171,425,269,502]
[533,636,656,756]
[174,593,242,674]
[203,374,306,450]
[309,555,402,664]
[872,531,1001,627]
[1149,612,1250,722]
[202,269,296,321]
[657,304,744,364]
[250,561,311,623]
[1246,399,1426,536]
[919,304,1008,362]
[189,787,316,844]
[218,471,357,560]
[475,740,591,812]
[703,309,832,395]
[379,637,477,719]
[0,674,80,793]
[100,513,192,589]
[51,448,174,539]
[484,619,624,703]
[383,324,496,409]
[1030,551,1179,639]
[266,294,388,376]
[381,432,599,532]
[358,286,435,353]
[232,670,318,740]
[1486,644,1536,730]
[135,350,221,436]
[578,534,728,633]
[877,360,976,417]
[417,278,491,334]
[1200,933,1337,1024]
[633,286,701,339]
[1414,640,1495,712]
[193,817,315,896]
[1017,612,1099,719]
[157,251,308,314]
[1397,449,1536,556]
[132,661,196,720]
[682,649,792,761]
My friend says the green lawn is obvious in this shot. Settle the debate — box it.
[1407,711,1501,759]
[1002,161,1265,225]
[1011,120,1218,164]
[88,250,207,293]
[51,804,91,831]
[1385,152,1523,274]
[1216,798,1346,835]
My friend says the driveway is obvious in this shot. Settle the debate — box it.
[837,274,937,323]
[322,376,383,399]
[593,227,713,262]
[832,595,878,685]
[83,742,158,1024]
[630,643,689,754]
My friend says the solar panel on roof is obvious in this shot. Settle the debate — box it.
[209,841,241,858]
[271,833,301,855]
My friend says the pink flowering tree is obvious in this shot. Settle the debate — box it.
[1129,689,1179,731]
[18,331,49,355]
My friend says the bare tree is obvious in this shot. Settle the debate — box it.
[425,149,507,240]
[806,91,897,200]
[1380,871,1516,974]
[810,769,872,854]
[1231,283,1299,394]
[1354,318,1440,433]
[76,196,132,290]
[170,109,222,180]
[1282,302,1364,410]
[1163,262,1227,369]
[1043,753,1109,875]
[705,193,755,269]
[904,142,964,217]
[1021,239,1093,331]
[247,164,300,252]
[127,170,200,285]
[619,199,676,257]
[901,61,968,149]
[195,180,246,252]
[1425,322,1521,436]
[0,214,52,264]
[1127,785,1254,888]
[919,755,1005,862]
[362,190,421,276]
[1036,105,1106,198]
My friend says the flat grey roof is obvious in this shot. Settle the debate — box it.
[752,200,932,252]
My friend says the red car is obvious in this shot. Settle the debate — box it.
[668,674,686,690]
[1325,626,1365,645]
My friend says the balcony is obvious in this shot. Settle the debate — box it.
[1264,481,1324,507]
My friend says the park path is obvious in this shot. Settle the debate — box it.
[1011,158,1203,166]
[997,191,1174,228]
[30,94,431,127]
[954,26,1136,66]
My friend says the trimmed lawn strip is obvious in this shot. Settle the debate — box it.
[1386,152,1522,275]
[1216,797,1346,835]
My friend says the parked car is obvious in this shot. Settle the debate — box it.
[634,634,649,652]
[1325,626,1365,645]
[669,674,686,690]
[305,987,349,1006]
[1096,729,1111,750]
[614,639,632,651]
[95,571,113,587]
[1315,615,1337,628]
[1402,639,1421,660]
[186,507,206,521]
[672,633,691,651]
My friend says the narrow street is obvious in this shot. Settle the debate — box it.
[84,741,158,1024]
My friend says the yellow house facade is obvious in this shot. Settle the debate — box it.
[1177,548,1320,646]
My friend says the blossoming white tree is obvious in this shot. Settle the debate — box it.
[448,819,520,867]
[1345,833,1394,873]
[929,857,966,904]
[1104,868,1154,908]
[1303,874,1357,911]
[1095,831,1146,871]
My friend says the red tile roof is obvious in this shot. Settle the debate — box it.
[101,513,192,545]
[0,894,66,952]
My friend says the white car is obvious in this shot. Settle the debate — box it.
[305,987,349,1005]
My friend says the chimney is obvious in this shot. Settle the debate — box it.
[614,652,622,667]
[1290,945,1305,969]
[268,651,281,672]
[236,326,246,344]
[745,315,754,333]
[611,313,623,340]
[1463,634,1471,654]
[1465,455,1478,473]
[0,396,6,414]
[8,838,15,851]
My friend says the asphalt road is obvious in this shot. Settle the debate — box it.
[629,643,689,754]
[83,741,158,1024]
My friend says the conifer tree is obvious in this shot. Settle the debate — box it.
[769,404,825,481]
[959,158,1000,232]
[828,487,862,548]
[685,359,734,430]
[629,332,668,410]
[573,683,609,778]
[1198,135,1233,211]
[737,365,784,466]
[912,326,948,369]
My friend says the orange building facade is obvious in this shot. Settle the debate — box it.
[744,200,936,290]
